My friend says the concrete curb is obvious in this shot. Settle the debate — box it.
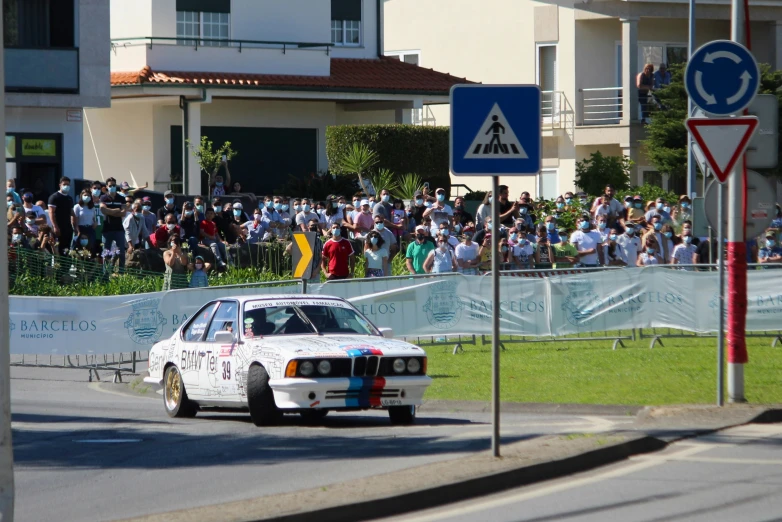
[260,435,667,522]
[419,399,643,416]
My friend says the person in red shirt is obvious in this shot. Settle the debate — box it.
[321,223,355,280]
[149,212,181,249]
[200,208,228,269]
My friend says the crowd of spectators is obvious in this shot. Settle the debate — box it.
[7,171,782,287]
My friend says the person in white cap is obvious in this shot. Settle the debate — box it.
[347,199,374,239]
[423,187,454,236]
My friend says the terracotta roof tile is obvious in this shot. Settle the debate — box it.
[111,57,473,95]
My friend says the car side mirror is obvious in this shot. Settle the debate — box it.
[214,331,235,344]
[378,327,394,339]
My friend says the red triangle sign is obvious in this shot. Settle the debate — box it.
[685,117,759,183]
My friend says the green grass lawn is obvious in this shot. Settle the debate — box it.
[420,334,782,406]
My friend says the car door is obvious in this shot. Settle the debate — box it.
[179,302,219,398]
[203,300,240,401]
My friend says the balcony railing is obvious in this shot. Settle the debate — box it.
[111,36,334,55]
[541,91,574,134]
[5,48,79,93]
[578,87,662,126]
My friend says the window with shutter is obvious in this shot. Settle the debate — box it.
[331,0,362,46]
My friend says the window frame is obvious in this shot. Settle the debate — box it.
[181,302,220,343]
[205,300,240,342]
[176,10,230,47]
[330,0,363,48]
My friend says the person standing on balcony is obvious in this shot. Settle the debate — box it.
[636,63,654,122]
[654,63,671,89]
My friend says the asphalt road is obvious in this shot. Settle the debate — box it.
[384,423,782,522]
[9,367,633,522]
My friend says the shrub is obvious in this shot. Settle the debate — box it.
[575,152,633,196]
[617,184,679,205]
[326,125,451,195]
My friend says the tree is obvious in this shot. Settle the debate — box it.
[338,143,377,195]
[187,136,238,190]
[642,62,782,180]
[575,151,633,196]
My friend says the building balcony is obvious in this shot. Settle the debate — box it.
[5,48,79,94]
[110,37,333,78]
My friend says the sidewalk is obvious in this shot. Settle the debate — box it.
[115,400,782,522]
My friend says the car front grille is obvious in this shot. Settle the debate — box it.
[352,355,380,377]
[325,388,401,400]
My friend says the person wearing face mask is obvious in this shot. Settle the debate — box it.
[533,225,554,269]
[209,159,231,198]
[410,190,428,227]
[422,187,454,234]
[178,202,200,252]
[189,255,211,288]
[644,197,672,225]
[510,228,534,269]
[9,225,31,253]
[544,216,561,245]
[364,230,389,277]
[671,195,692,229]
[455,226,481,274]
[372,215,397,250]
[671,229,698,269]
[615,222,641,267]
[295,198,320,231]
[516,200,535,229]
[321,223,354,280]
[571,216,604,267]
[162,235,190,290]
[406,225,435,275]
[99,177,129,267]
[324,196,345,228]
[200,208,228,269]
[6,180,22,206]
[47,176,77,257]
[278,197,292,238]
[140,196,157,234]
[21,191,46,220]
[391,198,407,245]
[150,213,181,249]
[591,184,623,221]
[231,201,249,225]
[643,216,671,263]
[553,228,578,268]
[424,236,457,274]
[626,195,645,224]
[452,196,473,226]
[22,211,39,238]
[73,189,98,253]
[554,196,567,214]
[758,231,782,267]
[347,199,374,239]
[157,190,179,226]
[123,201,150,254]
[637,236,661,266]
[243,209,269,244]
[770,204,782,230]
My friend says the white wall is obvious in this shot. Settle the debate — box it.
[110,0,153,38]
[83,102,155,186]
[6,108,85,181]
[232,0,330,43]
[335,108,396,125]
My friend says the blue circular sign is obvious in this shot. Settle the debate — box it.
[685,40,759,115]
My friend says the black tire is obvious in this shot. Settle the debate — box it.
[247,364,280,426]
[300,409,329,422]
[163,365,197,418]
[388,405,416,425]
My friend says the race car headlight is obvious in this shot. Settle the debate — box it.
[299,361,315,377]
[317,360,332,375]
[393,358,406,374]
[407,358,421,374]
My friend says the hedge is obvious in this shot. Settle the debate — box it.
[326,125,451,193]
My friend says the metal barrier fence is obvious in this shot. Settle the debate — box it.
[11,267,782,379]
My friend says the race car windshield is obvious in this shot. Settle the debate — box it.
[242,301,379,337]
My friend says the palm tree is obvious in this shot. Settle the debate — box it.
[338,143,378,195]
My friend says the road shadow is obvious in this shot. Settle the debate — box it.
[12,412,534,471]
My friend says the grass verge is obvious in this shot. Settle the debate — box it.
[420,334,782,405]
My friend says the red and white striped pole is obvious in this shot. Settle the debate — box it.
[727,0,750,402]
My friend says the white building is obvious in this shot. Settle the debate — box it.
[5,0,110,192]
[87,0,469,196]
[384,0,782,198]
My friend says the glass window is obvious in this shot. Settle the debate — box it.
[201,11,229,47]
[176,11,200,46]
[643,170,663,189]
[403,54,419,66]
[344,20,360,45]
[183,302,218,342]
[331,20,343,45]
[206,301,238,341]
[666,46,688,65]
[242,301,378,337]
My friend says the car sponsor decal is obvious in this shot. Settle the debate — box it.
[345,376,386,408]
[246,299,350,310]
[341,344,383,356]
[218,344,233,357]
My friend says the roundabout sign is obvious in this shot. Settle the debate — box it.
[685,40,759,115]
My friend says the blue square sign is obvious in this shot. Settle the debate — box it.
[450,85,542,176]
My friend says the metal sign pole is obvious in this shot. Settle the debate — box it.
[491,176,501,458]
[728,0,748,403]
[724,181,725,406]
[686,0,697,198]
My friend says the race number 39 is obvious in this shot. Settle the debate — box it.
[222,361,231,380]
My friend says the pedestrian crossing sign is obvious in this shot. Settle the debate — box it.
[450,85,542,176]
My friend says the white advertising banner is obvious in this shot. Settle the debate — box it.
[9,268,782,355]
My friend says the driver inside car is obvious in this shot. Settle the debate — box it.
[300,306,338,331]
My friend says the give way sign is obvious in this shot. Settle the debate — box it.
[685,117,759,183]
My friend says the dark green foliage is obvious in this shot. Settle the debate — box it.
[617,184,678,205]
[281,172,360,200]
[326,125,451,194]
[575,151,633,196]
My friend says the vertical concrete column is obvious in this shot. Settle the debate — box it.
[186,102,202,196]
[621,144,640,185]
[776,22,782,71]
[621,17,639,124]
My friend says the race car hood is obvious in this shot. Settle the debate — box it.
[244,335,426,358]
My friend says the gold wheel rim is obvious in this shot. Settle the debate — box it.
[165,368,181,410]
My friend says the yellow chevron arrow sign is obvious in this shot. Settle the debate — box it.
[292,232,315,278]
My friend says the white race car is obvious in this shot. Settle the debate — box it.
[144,295,431,425]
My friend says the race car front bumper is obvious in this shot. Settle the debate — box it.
[269,375,432,410]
